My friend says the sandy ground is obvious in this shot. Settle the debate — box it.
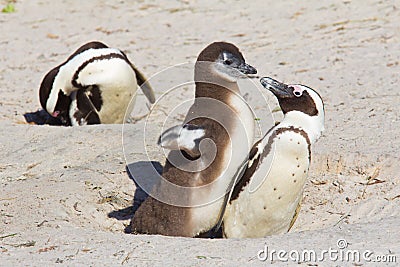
[1,0,400,266]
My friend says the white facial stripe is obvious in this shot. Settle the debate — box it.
[306,87,325,133]
[46,88,60,114]
[280,85,325,143]
[222,52,229,61]
[69,92,79,126]
[292,84,324,117]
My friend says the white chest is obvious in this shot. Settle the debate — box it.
[85,59,137,124]
[97,83,137,124]
[224,130,310,238]
[69,58,138,125]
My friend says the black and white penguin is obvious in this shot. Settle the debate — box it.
[39,41,155,126]
[130,42,257,237]
[222,77,325,238]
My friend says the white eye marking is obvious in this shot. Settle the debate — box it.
[222,52,234,65]
[291,85,303,97]
[222,52,229,61]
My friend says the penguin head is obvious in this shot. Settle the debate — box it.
[39,67,71,125]
[260,77,325,142]
[196,42,257,82]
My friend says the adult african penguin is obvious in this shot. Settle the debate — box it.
[222,77,325,238]
[39,41,155,126]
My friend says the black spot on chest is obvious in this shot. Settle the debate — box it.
[229,126,312,203]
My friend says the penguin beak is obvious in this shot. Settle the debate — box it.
[260,77,292,98]
[237,63,257,75]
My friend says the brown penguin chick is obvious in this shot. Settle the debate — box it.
[131,42,257,237]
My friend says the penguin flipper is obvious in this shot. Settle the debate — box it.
[288,200,302,231]
[157,124,205,156]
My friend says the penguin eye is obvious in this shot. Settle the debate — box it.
[224,59,233,65]
[289,86,303,97]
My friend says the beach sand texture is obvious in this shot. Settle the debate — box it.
[1,0,399,265]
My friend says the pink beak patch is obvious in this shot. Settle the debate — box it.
[52,111,60,117]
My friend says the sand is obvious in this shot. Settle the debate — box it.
[1,0,399,266]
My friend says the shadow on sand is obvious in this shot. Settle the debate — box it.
[108,160,223,237]
[107,161,163,233]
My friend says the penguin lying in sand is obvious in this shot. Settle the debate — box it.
[34,41,155,126]
[130,42,257,237]
[222,77,325,238]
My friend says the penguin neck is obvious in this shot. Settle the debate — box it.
[194,64,240,102]
[278,111,324,144]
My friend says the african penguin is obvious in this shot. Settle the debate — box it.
[39,41,155,126]
[222,77,325,238]
[130,42,257,237]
